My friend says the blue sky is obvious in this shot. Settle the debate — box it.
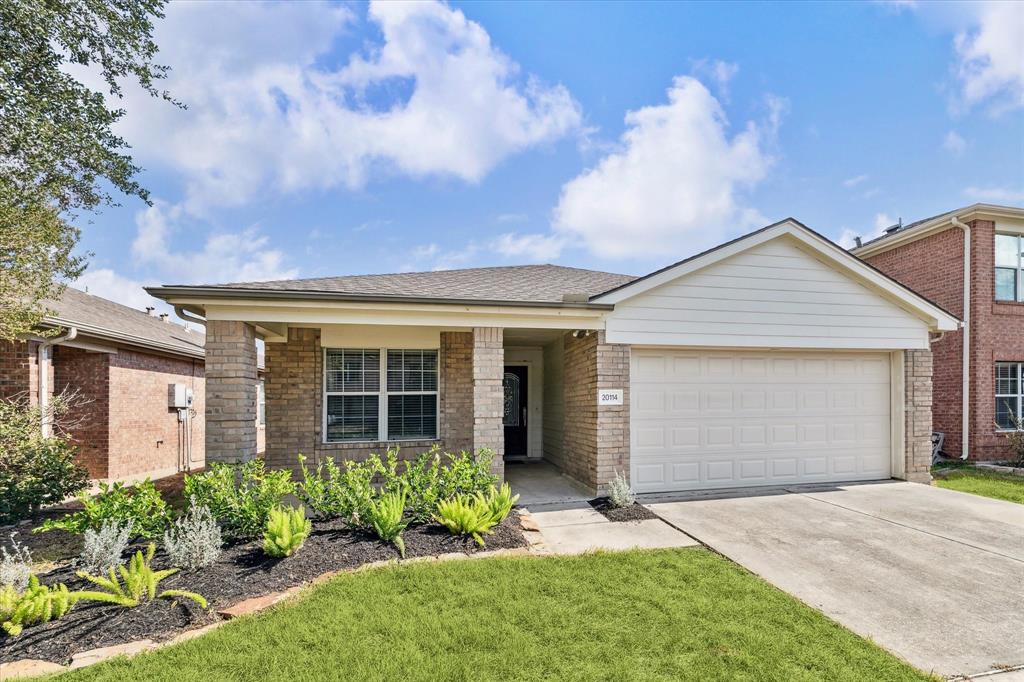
[72,0,1024,313]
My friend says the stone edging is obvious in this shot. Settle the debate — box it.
[0,511,547,679]
[974,462,1024,477]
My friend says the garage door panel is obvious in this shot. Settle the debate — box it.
[631,349,892,493]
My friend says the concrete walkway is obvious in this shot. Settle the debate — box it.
[526,504,699,554]
[646,482,1024,679]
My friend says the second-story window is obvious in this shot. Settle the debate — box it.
[995,233,1023,302]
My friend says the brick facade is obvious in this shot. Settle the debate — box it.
[0,340,41,402]
[471,327,505,477]
[866,219,1024,460]
[904,349,934,483]
[53,347,111,479]
[561,331,630,493]
[263,327,481,474]
[205,320,258,464]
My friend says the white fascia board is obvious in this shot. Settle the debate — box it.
[594,221,961,332]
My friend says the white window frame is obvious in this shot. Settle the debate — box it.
[322,347,440,443]
[995,361,1024,432]
[995,233,1024,303]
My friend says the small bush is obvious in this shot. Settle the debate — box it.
[607,470,635,509]
[436,449,499,502]
[392,449,443,524]
[184,460,295,538]
[1000,408,1024,467]
[296,454,374,526]
[36,479,170,539]
[78,519,133,575]
[0,576,80,636]
[0,534,32,592]
[76,542,206,609]
[482,482,519,525]
[365,490,409,557]
[262,506,311,558]
[163,500,222,571]
[0,396,89,523]
[434,494,497,547]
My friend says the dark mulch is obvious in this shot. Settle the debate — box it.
[589,498,659,523]
[0,514,527,665]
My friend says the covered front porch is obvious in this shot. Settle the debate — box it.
[203,319,631,494]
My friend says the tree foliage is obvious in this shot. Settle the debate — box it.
[0,0,177,340]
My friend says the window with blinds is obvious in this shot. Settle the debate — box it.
[324,348,438,442]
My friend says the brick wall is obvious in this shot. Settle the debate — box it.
[205,320,258,464]
[471,327,504,478]
[562,331,630,493]
[904,349,933,483]
[866,221,1024,460]
[265,327,479,475]
[0,340,40,402]
[52,347,111,479]
[107,350,205,480]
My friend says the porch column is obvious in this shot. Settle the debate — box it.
[903,348,933,483]
[206,320,258,464]
[472,327,504,478]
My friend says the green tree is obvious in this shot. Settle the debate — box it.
[0,0,178,340]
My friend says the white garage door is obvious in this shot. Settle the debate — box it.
[630,350,892,493]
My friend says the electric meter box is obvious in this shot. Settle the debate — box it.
[168,383,194,409]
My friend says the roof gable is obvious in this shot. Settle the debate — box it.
[593,219,960,332]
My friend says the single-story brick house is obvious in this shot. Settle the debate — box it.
[852,203,1024,461]
[0,287,266,482]
[148,219,959,494]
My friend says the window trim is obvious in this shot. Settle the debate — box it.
[322,347,440,444]
[995,233,1024,303]
[995,361,1024,432]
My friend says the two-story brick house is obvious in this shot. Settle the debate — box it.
[853,203,1024,461]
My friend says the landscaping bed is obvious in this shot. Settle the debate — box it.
[589,497,658,522]
[0,514,527,665]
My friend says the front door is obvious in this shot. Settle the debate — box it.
[503,365,529,458]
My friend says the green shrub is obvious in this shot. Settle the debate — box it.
[296,454,374,525]
[434,484,519,547]
[365,490,409,557]
[0,576,80,636]
[436,449,499,502]
[36,479,169,539]
[184,460,295,538]
[0,396,89,523]
[263,506,311,558]
[76,543,206,609]
[379,448,442,524]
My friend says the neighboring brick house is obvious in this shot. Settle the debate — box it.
[853,203,1024,461]
[148,219,958,494]
[0,287,266,482]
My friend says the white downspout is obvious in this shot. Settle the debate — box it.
[951,216,971,460]
[38,327,78,437]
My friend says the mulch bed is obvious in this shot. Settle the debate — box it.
[589,498,659,523]
[0,514,527,665]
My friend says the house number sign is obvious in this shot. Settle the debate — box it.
[597,389,624,406]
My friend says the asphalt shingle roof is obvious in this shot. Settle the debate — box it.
[198,264,638,304]
[46,287,205,357]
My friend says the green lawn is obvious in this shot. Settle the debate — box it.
[935,467,1024,504]
[56,549,929,682]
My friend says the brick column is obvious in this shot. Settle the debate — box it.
[440,331,473,453]
[471,327,504,478]
[205,320,258,464]
[265,327,318,471]
[904,348,933,483]
[563,331,630,493]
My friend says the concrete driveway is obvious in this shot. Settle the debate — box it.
[646,482,1024,679]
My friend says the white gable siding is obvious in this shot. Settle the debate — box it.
[604,237,931,349]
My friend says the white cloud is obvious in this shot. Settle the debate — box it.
[843,174,869,188]
[965,186,1024,203]
[943,130,967,154]
[109,0,581,211]
[551,76,777,259]
[690,59,739,100]
[952,1,1024,113]
[491,233,566,261]
[73,269,163,313]
[837,212,897,249]
[130,202,298,285]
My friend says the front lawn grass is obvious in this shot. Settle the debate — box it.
[935,467,1024,504]
[57,548,930,682]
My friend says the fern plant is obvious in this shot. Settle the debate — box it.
[0,576,80,636]
[365,490,409,557]
[75,543,207,609]
[435,484,520,547]
[262,506,311,558]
